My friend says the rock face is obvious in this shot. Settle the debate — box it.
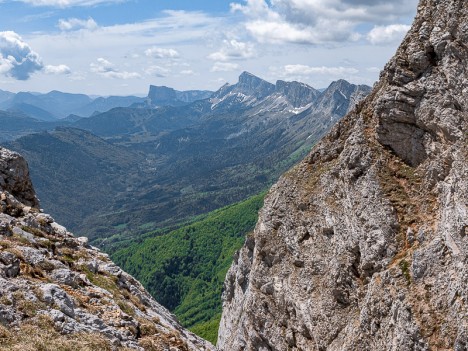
[275,80,321,108]
[0,148,39,209]
[218,0,468,350]
[0,147,214,350]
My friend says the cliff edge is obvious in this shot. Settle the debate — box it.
[0,146,214,350]
[218,0,467,350]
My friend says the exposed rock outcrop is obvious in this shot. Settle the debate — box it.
[0,148,39,209]
[218,0,468,350]
[275,81,321,108]
[0,147,214,350]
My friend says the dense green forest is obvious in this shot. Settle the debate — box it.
[111,192,266,343]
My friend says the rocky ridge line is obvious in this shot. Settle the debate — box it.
[218,0,467,350]
[0,147,214,350]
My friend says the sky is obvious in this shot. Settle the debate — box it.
[0,0,419,96]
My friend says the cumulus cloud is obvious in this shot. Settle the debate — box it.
[282,64,359,76]
[367,24,411,45]
[145,47,180,59]
[145,65,170,77]
[211,62,239,72]
[17,0,126,7]
[231,0,417,45]
[58,17,98,31]
[208,39,256,61]
[90,58,140,79]
[0,31,43,80]
[44,64,71,74]
[180,69,195,76]
[366,66,381,73]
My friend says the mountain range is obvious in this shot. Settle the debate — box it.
[0,1,465,349]
[0,86,214,122]
[1,72,370,341]
[5,73,370,247]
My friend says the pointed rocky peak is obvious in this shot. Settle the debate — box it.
[326,78,351,90]
[236,71,275,98]
[275,80,321,108]
[314,79,371,118]
[210,72,276,109]
[321,79,370,100]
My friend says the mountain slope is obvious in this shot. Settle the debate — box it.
[0,89,14,105]
[6,128,146,234]
[111,192,266,344]
[7,102,58,121]
[219,0,468,350]
[0,110,57,142]
[0,147,214,350]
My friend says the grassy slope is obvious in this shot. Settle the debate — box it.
[111,192,266,344]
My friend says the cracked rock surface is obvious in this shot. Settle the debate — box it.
[218,0,468,350]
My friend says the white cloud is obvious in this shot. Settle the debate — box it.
[211,62,239,72]
[180,70,195,76]
[90,58,140,79]
[366,66,381,73]
[17,0,126,7]
[367,24,411,45]
[58,17,98,31]
[15,10,223,92]
[44,64,71,74]
[282,64,359,76]
[145,47,180,59]
[0,31,43,80]
[231,0,417,45]
[145,65,170,77]
[208,39,256,61]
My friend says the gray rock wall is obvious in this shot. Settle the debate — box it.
[0,147,39,208]
[218,0,468,350]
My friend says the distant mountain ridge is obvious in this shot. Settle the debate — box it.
[6,72,371,244]
[0,86,214,120]
[145,85,213,107]
[0,90,92,119]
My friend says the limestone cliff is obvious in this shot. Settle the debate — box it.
[218,0,467,350]
[0,147,214,350]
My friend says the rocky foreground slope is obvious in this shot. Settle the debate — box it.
[0,147,214,350]
[218,0,467,350]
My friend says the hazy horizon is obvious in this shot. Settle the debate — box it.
[1,0,418,95]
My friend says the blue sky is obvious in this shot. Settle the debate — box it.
[0,0,418,95]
